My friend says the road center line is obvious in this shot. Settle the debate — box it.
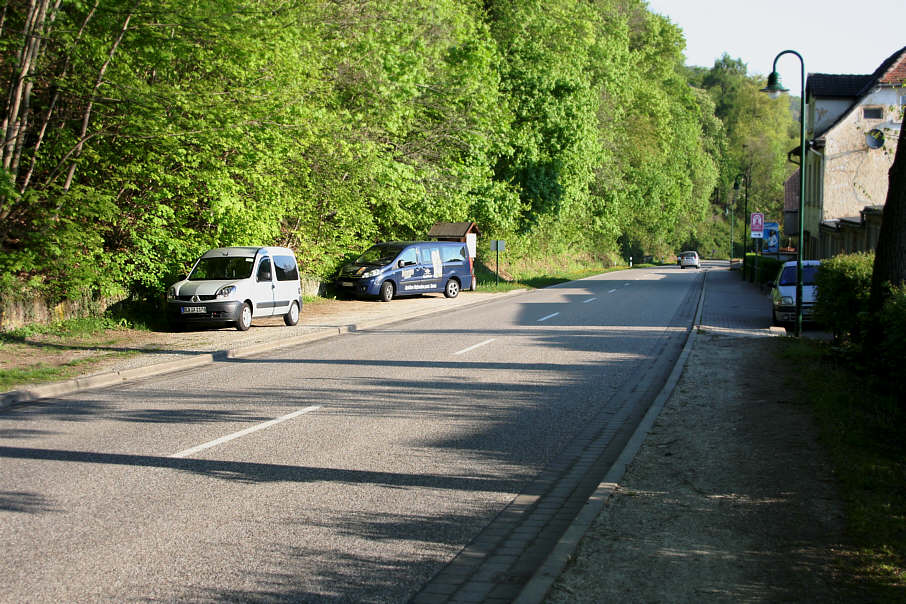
[453,338,496,356]
[583,297,597,303]
[608,289,617,294]
[171,406,322,458]
[538,312,560,322]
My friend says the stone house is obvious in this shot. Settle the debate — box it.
[789,45,905,259]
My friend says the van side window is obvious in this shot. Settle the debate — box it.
[441,245,465,263]
[398,247,418,267]
[273,255,299,281]
[256,257,273,282]
[421,247,440,265]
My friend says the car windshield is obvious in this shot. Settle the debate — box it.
[189,256,255,280]
[778,265,819,286]
[355,244,405,265]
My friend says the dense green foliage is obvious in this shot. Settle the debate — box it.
[788,338,906,597]
[815,252,905,384]
[685,55,796,255]
[816,253,875,342]
[0,0,794,308]
[742,252,782,286]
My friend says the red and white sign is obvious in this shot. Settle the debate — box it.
[750,212,764,239]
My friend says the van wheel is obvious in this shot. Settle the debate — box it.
[236,302,252,331]
[379,281,394,302]
[444,278,460,299]
[284,300,300,326]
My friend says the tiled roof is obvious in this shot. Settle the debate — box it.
[808,46,906,140]
[806,46,906,99]
[427,221,479,238]
[806,74,873,99]
[872,45,906,88]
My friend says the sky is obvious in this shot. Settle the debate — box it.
[645,0,906,93]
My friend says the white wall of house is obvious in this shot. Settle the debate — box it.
[809,98,853,136]
[805,87,900,257]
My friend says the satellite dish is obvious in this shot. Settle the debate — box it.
[866,128,885,149]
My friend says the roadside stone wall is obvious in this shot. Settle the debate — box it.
[0,295,106,331]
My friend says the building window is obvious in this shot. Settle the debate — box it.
[863,107,883,120]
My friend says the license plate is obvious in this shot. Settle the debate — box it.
[341,281,353,287]
[181,306,205,314]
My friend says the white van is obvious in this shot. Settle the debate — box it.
[771,259,820,326]
[167,247,303,331]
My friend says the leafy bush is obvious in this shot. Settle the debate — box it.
[877,285,906,381]
[745,254,783,286]
[815,253,874,343]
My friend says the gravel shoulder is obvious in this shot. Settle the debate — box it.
[547,331,853,603]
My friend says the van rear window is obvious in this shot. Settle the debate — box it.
[274,255,299,281]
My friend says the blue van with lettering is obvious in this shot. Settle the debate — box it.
[336,241,474,302]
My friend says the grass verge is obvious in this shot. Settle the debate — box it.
[474,257,635,291]
[1,317,141,392]
[783,338,906,600]
[0,354,133,392]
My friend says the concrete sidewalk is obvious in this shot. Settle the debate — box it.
[697,267,781,336]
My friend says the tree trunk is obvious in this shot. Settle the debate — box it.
[21,0,95,193]
[62,5,134,191]
[2,0,52,174]
[870,132,906,312]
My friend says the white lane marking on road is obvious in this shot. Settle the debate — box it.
[583,297,597,303]
[453,338,496,356]
[538,312,560,322]
[608,289,617,294]
[170,406,322,458]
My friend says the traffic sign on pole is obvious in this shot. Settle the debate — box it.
[750,212,764,239]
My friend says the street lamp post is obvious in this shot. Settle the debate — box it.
[761,50,806,337]
[728,198,734,264]
[734,171,749,279]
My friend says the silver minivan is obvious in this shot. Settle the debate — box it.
[167,246,303,331]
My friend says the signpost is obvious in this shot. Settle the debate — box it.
[749,213,766,282]
[750,212,764,239]
[491,240,505,285]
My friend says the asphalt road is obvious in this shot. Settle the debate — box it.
[0,266,703,603]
